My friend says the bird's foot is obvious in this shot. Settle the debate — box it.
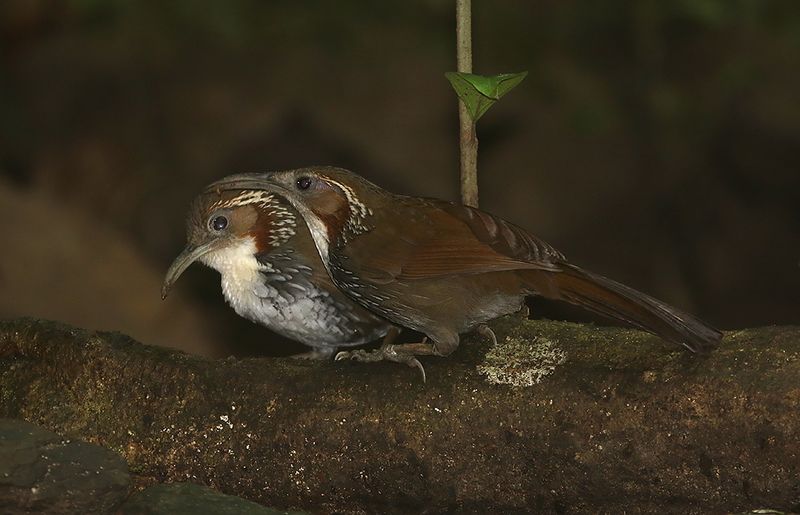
[292,327,401,361]
[336,339,430,382]
[515,304,531,319]
[290,348,336,360]
[475,324,498,346]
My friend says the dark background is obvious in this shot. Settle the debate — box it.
[1,1,798,357]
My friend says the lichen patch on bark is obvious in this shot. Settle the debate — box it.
[477,335,567,387]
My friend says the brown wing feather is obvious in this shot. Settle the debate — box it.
[341,194,721,352]
[396,241,551,279]
[439,202,566,263]
[347,199,559,283]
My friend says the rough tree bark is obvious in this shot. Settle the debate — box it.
[0,317,798,513]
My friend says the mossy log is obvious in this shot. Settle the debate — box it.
[1,317,798,513]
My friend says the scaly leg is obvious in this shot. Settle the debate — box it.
[293,327,401,361]
[336,330,431,382]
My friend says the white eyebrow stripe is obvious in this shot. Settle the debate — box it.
[210,190,299,248]
[210,190,277,210]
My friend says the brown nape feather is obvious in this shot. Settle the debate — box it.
[522,264,722,352]
[307,187,350,241]
[248,206,277,254]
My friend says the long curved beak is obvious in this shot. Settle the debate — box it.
[204,173,290,195]
[161,241,218,300]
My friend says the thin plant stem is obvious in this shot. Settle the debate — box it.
[456,0,479,207]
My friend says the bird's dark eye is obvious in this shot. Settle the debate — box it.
[210,215,228,231]
[296,176,312,190]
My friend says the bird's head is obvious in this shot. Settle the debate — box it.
[197,167,381,264]
[161,181,299,299]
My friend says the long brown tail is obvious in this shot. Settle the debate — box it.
[522,264,722,352]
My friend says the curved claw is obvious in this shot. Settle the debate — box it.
[334,350,359,361]
[334,345,427,382]
[476,324,498,346]
[407,357,427,383]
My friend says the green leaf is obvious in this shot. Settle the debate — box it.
[445,71,528,122]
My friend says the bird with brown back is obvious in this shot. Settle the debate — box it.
[208,166,721,377]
